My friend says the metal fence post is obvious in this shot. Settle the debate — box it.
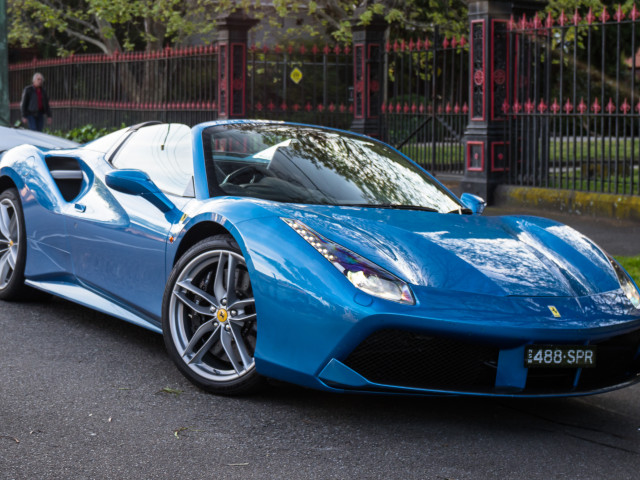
[0,0,9,127]
[350,12,386,138]
[461,0,547,202]
[215,12,258,120]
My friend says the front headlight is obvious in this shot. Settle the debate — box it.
[282,218,415,305]
[608,255,640,309]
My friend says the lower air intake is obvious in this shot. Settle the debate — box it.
[343,329,499,391]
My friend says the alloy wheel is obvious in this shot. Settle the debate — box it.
[168,249,257,382]
[0,198,19,290]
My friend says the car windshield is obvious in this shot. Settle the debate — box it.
[202,123,462,213]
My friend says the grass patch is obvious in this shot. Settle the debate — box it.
[615,255,640,284]
[547,138,640,164]
[546,174,639,195]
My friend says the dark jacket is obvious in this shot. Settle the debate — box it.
[20,85,51,118]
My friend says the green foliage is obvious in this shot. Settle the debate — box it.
[46,123,125,144]
[8,0,469,56]
[615,255,640,284]
[7,0,222,55]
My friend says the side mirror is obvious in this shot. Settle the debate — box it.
[105,169,175,213]
[460,193,487,215]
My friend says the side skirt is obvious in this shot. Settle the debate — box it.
[26,279,162,334]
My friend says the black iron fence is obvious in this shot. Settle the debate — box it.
[246,44,354,130]
[9,46,220,129]
[382,33,469,174]
[8,32,467,174]
[505,7,640,195]
[7,4,640,197]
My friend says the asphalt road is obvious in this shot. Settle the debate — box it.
[2,210,640,480]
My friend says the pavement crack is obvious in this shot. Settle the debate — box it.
[562,431,639,454]
[498,402,630,440]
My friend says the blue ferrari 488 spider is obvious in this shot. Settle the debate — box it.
[1,120,639,396]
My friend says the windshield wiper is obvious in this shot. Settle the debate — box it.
[337,203,439,213]
[447,207,474,215]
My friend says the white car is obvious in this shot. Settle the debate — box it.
[0,126,78,154]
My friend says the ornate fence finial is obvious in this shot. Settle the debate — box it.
[577,98,587,114]
[621,98,631,114]
[563,98,573,113]
[573,9,582,26]
[559,10,568,27]
[546,11,554,28]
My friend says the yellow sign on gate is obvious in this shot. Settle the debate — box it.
[290,67,303,84]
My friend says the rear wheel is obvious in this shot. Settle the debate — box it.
[162,235,265,395]
[0,188,29,300]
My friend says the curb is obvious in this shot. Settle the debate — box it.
[493,185,640,222]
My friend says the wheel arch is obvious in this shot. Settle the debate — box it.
[172,220,234,267]
[0,175,18,194]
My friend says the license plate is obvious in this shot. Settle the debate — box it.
[525,345,597,368]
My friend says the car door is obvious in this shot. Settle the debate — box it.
[68,124,194,321]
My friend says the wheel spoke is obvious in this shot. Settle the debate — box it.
[181,319,217,359]
[225,254,238,304]
[230,312,256,323]
[229,297,255,310]
[188,326,221,365]
[7,248,16,269]
[174,280,219,312]
[173,290,212,316]
[0,252,11,283]
[0,204,11,241]
[229,323,253,370]
[213,254,227,300]
[9,214,17,242]
[220,328,243,374]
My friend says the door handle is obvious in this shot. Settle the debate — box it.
[74,204,86,212]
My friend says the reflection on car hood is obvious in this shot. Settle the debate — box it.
[278,204,619,298]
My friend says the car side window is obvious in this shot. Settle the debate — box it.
[112,124,194,197]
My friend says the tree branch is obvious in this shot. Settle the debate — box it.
[64,29,110,54]
[313,6,344,30]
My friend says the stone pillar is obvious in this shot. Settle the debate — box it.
[216,12,258,120]
[0,0,9,127]
[350,13,386,138]
[461,0,546,202]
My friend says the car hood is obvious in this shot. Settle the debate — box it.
[272,204,620,298]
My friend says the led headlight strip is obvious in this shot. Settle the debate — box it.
[282,218,415,305]
[608,255,640,309]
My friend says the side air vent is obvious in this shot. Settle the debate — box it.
[45,157,85,202]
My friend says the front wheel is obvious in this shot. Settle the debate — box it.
[0,188,29,300]
[162,235,265,395]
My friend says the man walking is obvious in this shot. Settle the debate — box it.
[20,72,52,131]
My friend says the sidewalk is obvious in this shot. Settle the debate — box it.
[435,173,640,257]
[484,205,640,257]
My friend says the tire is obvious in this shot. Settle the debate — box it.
[162,235,265,395]
[0,188,30,300]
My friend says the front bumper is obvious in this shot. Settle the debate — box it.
[318,326,640,397]
[253,281,640,397]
